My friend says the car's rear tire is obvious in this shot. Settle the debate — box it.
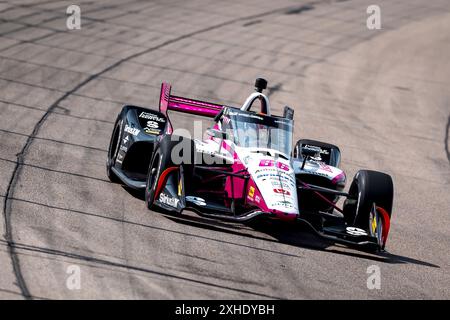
[106,118,122,183]
[343,170,394,230]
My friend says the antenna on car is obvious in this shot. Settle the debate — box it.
[254,78,267,93]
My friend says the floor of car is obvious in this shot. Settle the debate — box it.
[122,170,147,182]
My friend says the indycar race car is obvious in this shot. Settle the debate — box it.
[107,78,394,252]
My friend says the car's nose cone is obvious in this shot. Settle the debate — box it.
[244,153,299,216]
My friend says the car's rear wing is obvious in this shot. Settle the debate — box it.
[158,82,232,133]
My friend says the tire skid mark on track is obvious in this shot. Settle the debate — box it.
[2,3,321,299]
[0,157,110,184]
[0,0,164,54]
[0,129,107,152]
[1,55,299,96]
[0,97,114,123]
[10,197,304,260]
[0,0,62,13]
[0,77,241,110]
[0,0,149,37]
[446,115,450,164]
[0,100,115,124]
[0,55,296,99]
[1,240,283,299]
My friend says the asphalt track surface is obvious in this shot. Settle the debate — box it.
[0,0,449,299]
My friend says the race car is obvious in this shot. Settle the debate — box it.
[107,78,394,252]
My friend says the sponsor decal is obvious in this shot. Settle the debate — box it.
[273,200,294,208]
[145,120,159,129]
[346,227,367,236]
[143,120,162,135]
[138,112,164,135]
[257,173,295,185]
[254,168,277,174]
[255,195,261,203]
[119,145,127,152]
[139,112,165,122]
[319,163,333,173]
[277,162,290,171]
[259,159,274,167]
[256,173,281,179]
[124,125,139,136]
[274,188,290,196]
[305,145,329,155]
[259,159,290,171]
[247,186,255,200]
[159,193,179,208]
[123,135,129,144]
[144,128,161,135]
[186,196,206,206]
[270,180,283,187]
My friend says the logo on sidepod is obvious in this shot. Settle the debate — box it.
[139,112,165,122]
[159,193,179,207]
[124,125,139,136]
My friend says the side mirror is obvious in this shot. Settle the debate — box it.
[301,145,321,158]
[300,145,321,170]
[206,128,228,140]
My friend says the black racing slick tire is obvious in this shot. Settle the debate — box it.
[145,135,194,211]
[343,170,394,230]
[106,118,122,183]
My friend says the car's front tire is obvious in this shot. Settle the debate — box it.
[106,118,122,183]
[343,170,394,230]
[145,135,195,212]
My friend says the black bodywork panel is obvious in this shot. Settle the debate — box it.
[110,105,167,188]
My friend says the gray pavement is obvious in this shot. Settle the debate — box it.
[0,0,449,299]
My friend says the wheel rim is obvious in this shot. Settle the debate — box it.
[147,154,161,204]
[369,206,384,248]
[374,209,384,247]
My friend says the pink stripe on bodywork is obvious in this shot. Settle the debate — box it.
[168,95,226,118]
[224,154,246,199]
[331,172,345,184]
[158,82,232,132]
